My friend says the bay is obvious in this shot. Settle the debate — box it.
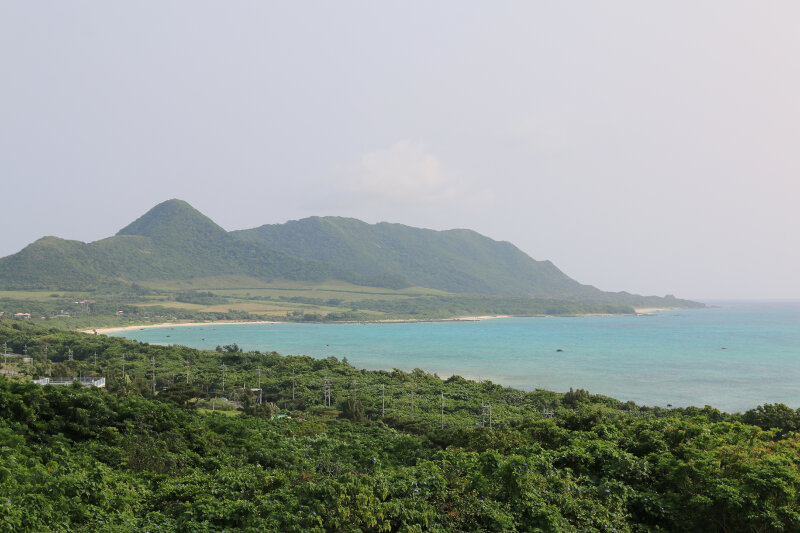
[110,301,800,412]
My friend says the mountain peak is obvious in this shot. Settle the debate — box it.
[117,199,227,243]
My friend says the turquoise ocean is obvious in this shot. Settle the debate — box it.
[110,301,800,413]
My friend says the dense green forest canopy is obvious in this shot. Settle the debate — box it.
[0,319,798,532]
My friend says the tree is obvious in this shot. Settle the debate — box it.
[158,382,201,407]
[341,398,367,423]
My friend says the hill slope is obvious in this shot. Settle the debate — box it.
[0,200,702,309]
[109,199,338,282]
[232,216,696,307]
[0,200,339,290]
[0,236,119,290]
[233,217,586,296]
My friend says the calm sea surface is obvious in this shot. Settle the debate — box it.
[110,301,800,412]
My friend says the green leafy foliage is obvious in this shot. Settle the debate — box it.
[2,319,796,532]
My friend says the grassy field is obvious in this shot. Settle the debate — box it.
[0,290,85,301]
[142,276,449,300]
[1,275,640,330]
[130,277,456,317]
[0,277,449,327]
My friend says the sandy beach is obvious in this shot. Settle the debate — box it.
[84,310,677,335]
[83,315,513,334]
[82,320,280,335]
[375,315,511,323]
[633,307,677,315]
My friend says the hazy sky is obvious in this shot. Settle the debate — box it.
[2,2,799,300]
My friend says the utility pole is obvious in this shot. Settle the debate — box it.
[151,357,156,393]
[258,366,262,404]
[185,360,190,384]
[381,384,385,418]
[222,363,225,392]
[410,391,414,418]
[481,403,493,428]
[441,391,444,430]
[94,352,97,369]
[323,377,331,407]
[2,342,6,370]
[292,369,295,402]
[68,348,73,361]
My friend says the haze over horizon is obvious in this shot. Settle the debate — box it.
[2,2,799,301]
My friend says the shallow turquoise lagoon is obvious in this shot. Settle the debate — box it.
[110,301,800,412]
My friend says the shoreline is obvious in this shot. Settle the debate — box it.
[83,309,677,335]
[83,315,512,335]
[81,320,281,335]
[374,314,511,324]
[633,307,675,315]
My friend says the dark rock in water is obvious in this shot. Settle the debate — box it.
[556,349,564,352]
[721,347,727,350]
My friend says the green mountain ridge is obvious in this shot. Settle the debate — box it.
[0,200,337,290]
[232,216,699,308]
[0,236,120,290]
[0,199,702,309]
[234,216,582,297]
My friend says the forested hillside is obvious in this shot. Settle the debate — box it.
[0,319,798,532]
[233,216,583,297]
[0,199,702,312]
[233,216,700,308]
[0,201,341,290]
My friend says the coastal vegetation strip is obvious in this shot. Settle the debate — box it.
[1,284,653,333]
